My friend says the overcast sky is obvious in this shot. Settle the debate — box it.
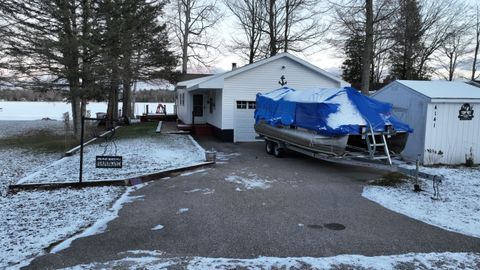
[206,10,342,76]
[189,0,478,80]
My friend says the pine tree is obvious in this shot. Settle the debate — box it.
[389,0,425,80]
[341,33,364,84]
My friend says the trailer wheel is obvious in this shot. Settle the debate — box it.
[265,140,274,155]
[273,143,284,158]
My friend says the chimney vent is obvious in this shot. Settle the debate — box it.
[232,63,237,70]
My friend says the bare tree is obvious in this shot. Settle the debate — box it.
[472,4,480,81]
[436,30,471,81]
[224,0,266,63]
[260,0,327,57]
[414,0,468,78]
[168,0,222,73]
[282,0,328,53]
[332,0,397,90]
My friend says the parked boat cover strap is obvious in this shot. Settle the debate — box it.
[255,87,413,136]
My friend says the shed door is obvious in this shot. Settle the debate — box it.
[234,100,257,142]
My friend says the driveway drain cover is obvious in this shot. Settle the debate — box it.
[307,224,323,229]
[323,223,346,230]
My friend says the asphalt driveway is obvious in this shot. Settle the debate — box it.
[26,137,480,269]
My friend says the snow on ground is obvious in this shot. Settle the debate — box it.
[225,170,273,191]
[184,188,214,195]
[0,186,124,269]
[151,225,164,231]
[51,185,145,253]
[18,135,205,184]
[215,152,240,164]
[0,148,60,196]
[61,252,480,270]
[0,121,205,268]
[363,166,480,238]
[176,208,189,214]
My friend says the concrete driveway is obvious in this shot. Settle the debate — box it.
[26,138,480,269]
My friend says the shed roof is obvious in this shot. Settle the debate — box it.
[176,52,349,91]
[396,80,480,99]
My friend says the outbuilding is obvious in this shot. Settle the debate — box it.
[175,53,349,142]
[373,80,480,165]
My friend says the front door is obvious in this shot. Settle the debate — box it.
[192,94,205,123]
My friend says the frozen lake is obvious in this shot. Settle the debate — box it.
[0,101,175,120]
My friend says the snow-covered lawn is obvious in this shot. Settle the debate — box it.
[363,166,480,238]
[61,251,480,269]
[0,148,59,196]
[0,186,125,269]
[18,135,205,184]
[0,121,206,269]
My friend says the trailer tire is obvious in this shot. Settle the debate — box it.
[265,140,274,155]
[273,143,284,158]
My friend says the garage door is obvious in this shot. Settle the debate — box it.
[234,100,257,142]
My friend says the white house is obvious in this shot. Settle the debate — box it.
[373,80,480,165]
[175,53,349,142]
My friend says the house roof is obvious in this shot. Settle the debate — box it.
[392,80,480,100]
[176,73,212,82]
[176,53,349,91]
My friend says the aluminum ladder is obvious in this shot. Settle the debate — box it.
[364,123,392,165]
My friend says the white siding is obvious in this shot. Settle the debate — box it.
[372,83,429,162]
[176,88,194,124]
[205,89,222,129]
[423,102,480,165]
[222,57,342,130]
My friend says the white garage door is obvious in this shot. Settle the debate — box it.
[234,100,257,142]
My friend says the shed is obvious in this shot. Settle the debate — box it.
[176,53,349,142]
[373,80,480,165]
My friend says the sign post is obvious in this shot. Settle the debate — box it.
[79,116,85,183]
[78,117,122,183]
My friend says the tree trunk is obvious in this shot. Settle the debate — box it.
[268,0,277,56]
[249,20,255,63]
[70,92,81,138]
[448,52,454,81]
[182,0,190,73]
[122,43,133,120]
[472,33,479,80]
[81,98,87,117]
[107,64,119,129]
[122,70,132,120]
[361,0,373,94]
[284,0,289,52]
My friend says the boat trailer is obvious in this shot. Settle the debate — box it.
[258,128,443,183]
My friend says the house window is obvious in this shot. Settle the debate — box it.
[236,101,255,109]
[236,101,247,109]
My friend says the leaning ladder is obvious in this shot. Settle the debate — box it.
[364,123,392,165]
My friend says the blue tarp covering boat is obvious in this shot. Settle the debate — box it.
[255,87,413,136]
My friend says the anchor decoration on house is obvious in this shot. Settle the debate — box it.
[458,103,474,120]
[278,75,287,86]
